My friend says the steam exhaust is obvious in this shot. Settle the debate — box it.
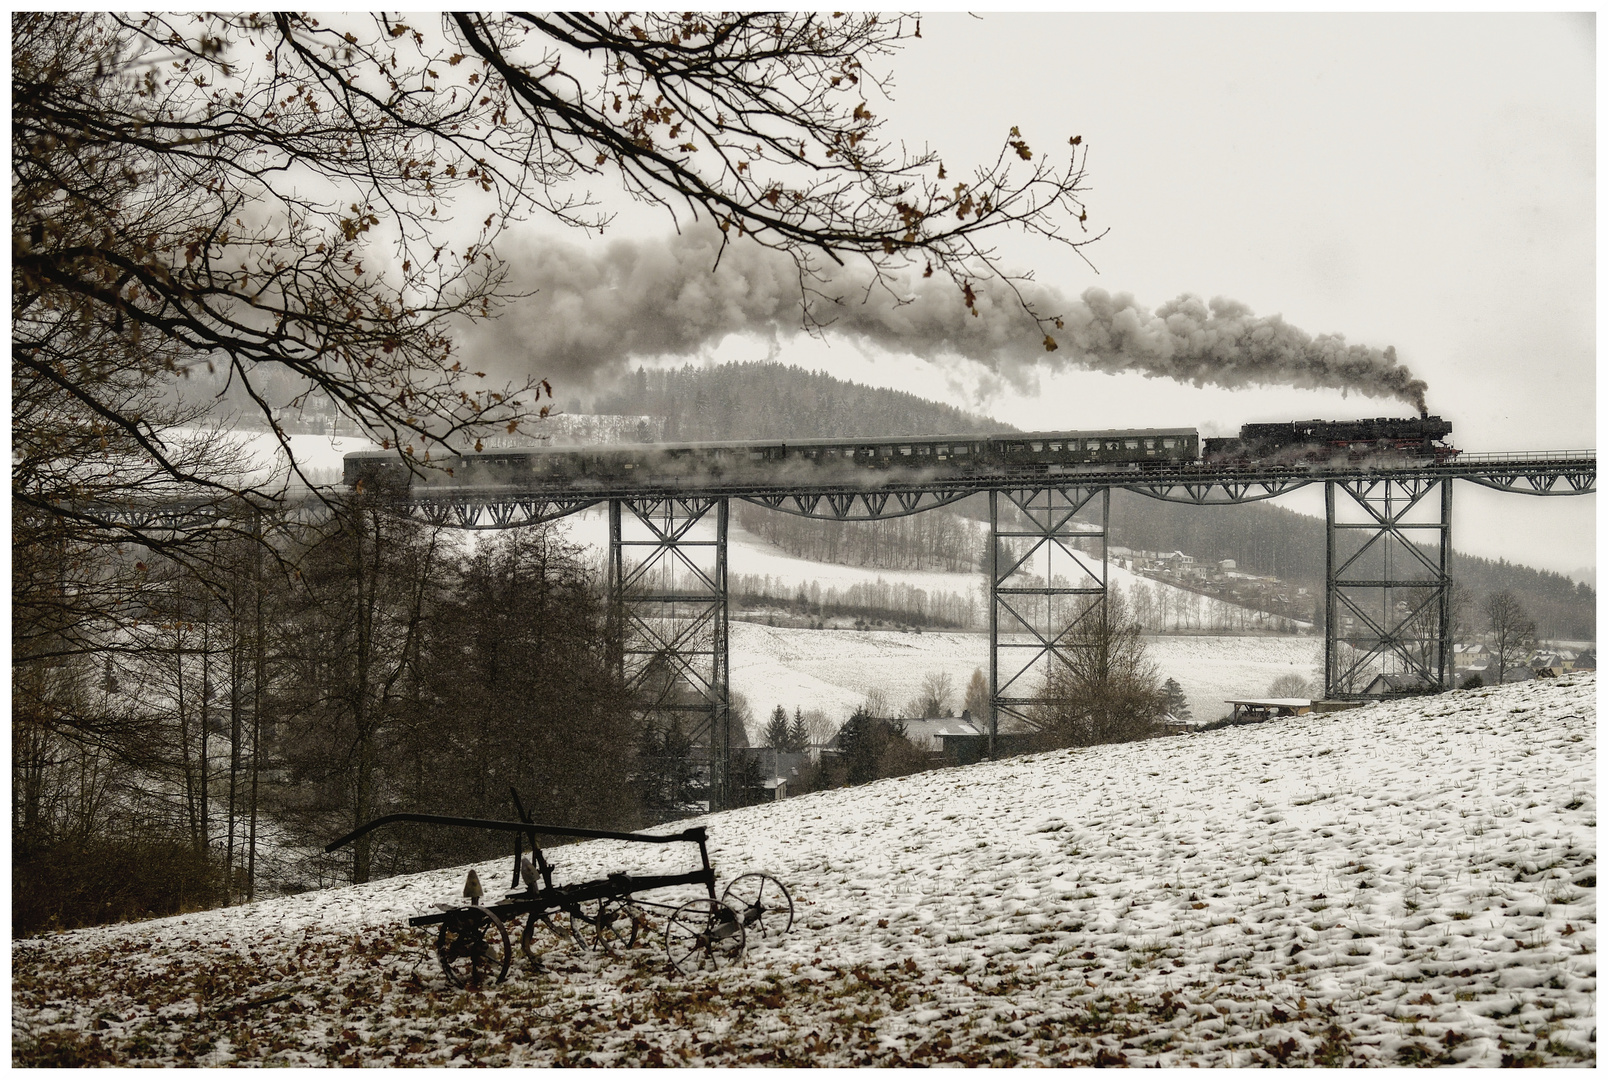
[463,229,1429,412]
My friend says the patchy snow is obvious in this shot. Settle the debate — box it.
[557,503,1322,731]
[14,675,1595,1066]
[728,624,1320,735]
[557,505,1285,632]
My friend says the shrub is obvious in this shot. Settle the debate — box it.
[13,839,224,936]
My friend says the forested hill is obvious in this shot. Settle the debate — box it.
[585,362,1593,640]
[590,362,1013,441]
[1110,493,1596,641]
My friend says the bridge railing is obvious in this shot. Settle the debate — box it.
[1452,450,1595,464]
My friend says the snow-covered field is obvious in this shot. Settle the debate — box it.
[557,504,1288,633]
[729,624,1319,734]
[14,675,1595,1066]
[557,504,1323,731]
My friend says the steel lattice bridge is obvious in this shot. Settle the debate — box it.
[97,446,1595,809]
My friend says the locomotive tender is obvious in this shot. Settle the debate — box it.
[343,416,1454,491]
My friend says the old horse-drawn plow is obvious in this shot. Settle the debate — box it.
[326,793,793,987]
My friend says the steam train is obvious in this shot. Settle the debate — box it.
[343,416,1456,491]
[1204,415,1456,465]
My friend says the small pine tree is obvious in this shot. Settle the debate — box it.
[1161,677,1191,722]
[764,705,791,749]
[787,707,809,751]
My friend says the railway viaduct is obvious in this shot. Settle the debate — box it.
[110,446,1595,809]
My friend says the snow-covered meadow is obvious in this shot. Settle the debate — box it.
[555,504,1324,732]
[728,625,1320,736]
[13,675,1595,1066]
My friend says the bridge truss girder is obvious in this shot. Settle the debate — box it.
[988,486,1110,751]
[741,486,976,520]
[1459,467,1596,496]
[608,496,730,812]
[1124,477,1311,505]
[410,494,602,529]
[1325,477,1453,699]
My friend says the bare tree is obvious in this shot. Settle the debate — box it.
[14,12,1095,547]
[1029,591,1165,748]
[1483,590,1537,685]
[1267,673,1314,698]
[799,709,839,749]
[910,670,956,719]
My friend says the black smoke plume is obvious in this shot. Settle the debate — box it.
[463,229,1428,412]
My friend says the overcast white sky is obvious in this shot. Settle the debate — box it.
[503,14,1597,580]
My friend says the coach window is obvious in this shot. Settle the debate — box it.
[899,446,912,456]
[1144,439,1155,450]
[1125,439,1139,450]
[954,444,968,455]
[1048,442,1063,452]
[1162,438,1175,449]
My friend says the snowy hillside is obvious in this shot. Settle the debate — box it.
[558,505,1292,635]
[728,625,1319,733]
[14,675,1595,1066]
[555,504,1321,731]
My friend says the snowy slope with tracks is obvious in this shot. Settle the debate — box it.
[14,675,1595,1066]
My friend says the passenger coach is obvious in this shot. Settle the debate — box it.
[343,428,1202,490]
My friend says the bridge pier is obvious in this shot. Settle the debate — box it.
[988,485,1110,755]
[608,496,731,814]
[1324,477,1454,698]
[322,447,1589,780]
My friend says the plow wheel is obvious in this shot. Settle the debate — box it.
[519,906,587,963]
[436,907,511,988]
[721,873,795,940]
[592,898,642,954]
[665,898,746,976]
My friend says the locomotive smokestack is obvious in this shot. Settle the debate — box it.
[467,228,1432,411]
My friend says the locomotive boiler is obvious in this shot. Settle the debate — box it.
[1202,416,1457,465]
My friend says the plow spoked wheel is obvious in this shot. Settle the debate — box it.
[520,907,587,963]
[593,898,642,954]
[436,907,512,988]
[665,898,746,976]
[721,873,795,939]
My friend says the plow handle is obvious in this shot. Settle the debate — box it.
[324,812,707,854]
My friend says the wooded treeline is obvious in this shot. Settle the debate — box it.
[1109,492,1595,640]
[13,507,645,935]
[592,363,1005,443]
[733,499,983,574]
[731,573,981,630]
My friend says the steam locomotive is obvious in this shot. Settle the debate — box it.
[342,416,1456,491]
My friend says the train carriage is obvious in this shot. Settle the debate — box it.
[342,427,1202,491]
[343,418,1450,492]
